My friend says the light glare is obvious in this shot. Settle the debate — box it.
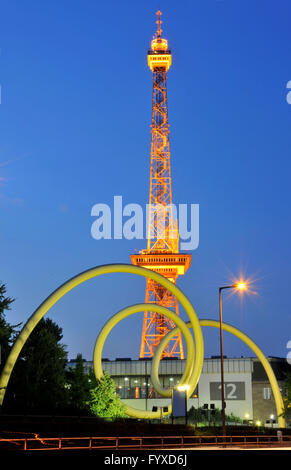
[237,282,246,290]
[177,384,190,392]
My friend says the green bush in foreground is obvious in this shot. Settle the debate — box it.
[87,370,126,419]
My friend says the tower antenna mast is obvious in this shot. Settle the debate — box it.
[156,9,162,38]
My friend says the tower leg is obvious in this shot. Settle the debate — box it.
[139,278,184,359]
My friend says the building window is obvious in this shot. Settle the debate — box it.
[263,387,272,400]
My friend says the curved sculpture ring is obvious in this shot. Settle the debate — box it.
[0,263,285,426]
[93,303,195,418]
[151,319,286,428]
[0,264,204,420]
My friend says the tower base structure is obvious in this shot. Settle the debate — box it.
[131,253,191,358]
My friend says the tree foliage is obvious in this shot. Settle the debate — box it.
[87,370,126,418]
[66,353,93,412]
[6,318,68,412]
[188,406,243,425]
[0,283,17,373]
[281,372,291,423]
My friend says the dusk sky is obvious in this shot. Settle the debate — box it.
[1,0,291,363]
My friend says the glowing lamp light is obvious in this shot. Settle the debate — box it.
[177,384,190,392]
[237,282,246,290]
[256,420,261,427]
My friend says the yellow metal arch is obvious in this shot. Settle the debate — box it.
[0,263,284,426]
[200,320,285,428]
[0,263,204,419]
[93,303,195,419]
[151,319,286,428]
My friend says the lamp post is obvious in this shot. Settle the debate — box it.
[219,282,246,437]
[244,412,250,425]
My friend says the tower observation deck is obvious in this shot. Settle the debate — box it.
[131,11,191,359]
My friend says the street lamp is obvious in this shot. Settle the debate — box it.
[219,281,247,436]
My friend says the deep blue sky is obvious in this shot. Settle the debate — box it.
[1,0,291,362]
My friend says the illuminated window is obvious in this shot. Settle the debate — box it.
[263,387,272,400]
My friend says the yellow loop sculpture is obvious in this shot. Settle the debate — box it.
[151,320,286,428]
[0,263,285,426]
[93,303,194,418]
[0,264,204,420]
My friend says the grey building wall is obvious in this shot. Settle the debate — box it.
[66,356,290,425]
[251,357,291,426]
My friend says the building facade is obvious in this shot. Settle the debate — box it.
[251,357,290,426]
[67,356,290,426]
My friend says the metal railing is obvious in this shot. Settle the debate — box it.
[0,434,291,451]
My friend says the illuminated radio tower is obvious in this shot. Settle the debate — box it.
[131,11,191,358]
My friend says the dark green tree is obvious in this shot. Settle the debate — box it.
[0,283,17,374]
[87,370,126,419]
[281,372,291,424]
[6,318,68,412]
[66,353,93,412]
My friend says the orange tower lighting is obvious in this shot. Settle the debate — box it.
[131,11,191,359]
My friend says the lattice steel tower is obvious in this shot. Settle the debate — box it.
[131,11,191,358]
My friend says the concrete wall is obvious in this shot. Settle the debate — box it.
[252,381,281,426]
[198,372,253,420]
